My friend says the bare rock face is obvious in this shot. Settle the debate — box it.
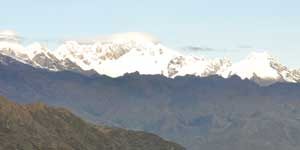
[291,69,300,82]
[167,56,185,77]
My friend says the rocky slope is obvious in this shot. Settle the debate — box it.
[0,96,184,150]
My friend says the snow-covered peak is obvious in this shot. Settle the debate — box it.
[54,36,232,78]
[26,42,49,59]
[220,51,300,85]
[54,41,81,59]
[221,51,280,80]
[0,41,30,63]
[97,44,179,77]
[0,41,51,63]
[0,40,83,72]
[53,38,180,76]
[167,55,231,77]
[54,41,97,70]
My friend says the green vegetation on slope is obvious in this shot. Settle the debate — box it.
[0,96,184,150]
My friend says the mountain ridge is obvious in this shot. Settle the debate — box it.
[0,95,185,150]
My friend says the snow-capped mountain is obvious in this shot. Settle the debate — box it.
[53,33,231,78]
[54,39,179,77]
[0,40,85,73]
[220,52,300,85]
[0,31,299,86]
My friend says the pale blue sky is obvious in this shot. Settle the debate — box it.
[1,0,300,68]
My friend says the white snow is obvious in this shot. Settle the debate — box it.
[26,42,49,59]
[221,52,280,80]
[96,44,179,77]
[53,39,180,77]
[170,56,231,77]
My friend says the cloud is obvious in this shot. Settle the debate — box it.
[0,30,22,42]
[184,46,216,52]
[237,45,253,49]
[65,32,160,44]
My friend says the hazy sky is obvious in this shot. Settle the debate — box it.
[1,0,300,68]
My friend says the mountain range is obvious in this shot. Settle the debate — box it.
[0,32,299,86]
[1,32,300,150]
[0,51,300,150]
